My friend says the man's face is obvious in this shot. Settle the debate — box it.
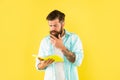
[48,18,64,38]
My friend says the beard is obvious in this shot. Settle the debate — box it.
[50,27,63,39]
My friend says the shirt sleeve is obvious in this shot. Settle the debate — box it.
[35,39,47,71]
[71,34,84,66]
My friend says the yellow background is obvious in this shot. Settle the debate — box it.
[0,0,120,80]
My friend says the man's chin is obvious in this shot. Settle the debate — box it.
[50,31,62,38]
[53,34,59,38]
[50,33,59,38]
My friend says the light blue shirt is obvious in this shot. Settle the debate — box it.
[36,30,84,80]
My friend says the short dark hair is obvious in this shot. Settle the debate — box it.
[46,10,65,22]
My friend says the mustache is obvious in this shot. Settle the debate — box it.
[50,30,59,34]
[50,30,60,38]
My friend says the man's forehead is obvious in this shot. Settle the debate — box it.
[48,19,60,23]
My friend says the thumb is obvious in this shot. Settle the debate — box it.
[58,34,61,39]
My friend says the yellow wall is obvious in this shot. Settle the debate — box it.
[0,0,120,80]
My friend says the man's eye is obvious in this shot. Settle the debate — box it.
[54,25,57,27]
[49,25,57,27]
[49,25,52,27]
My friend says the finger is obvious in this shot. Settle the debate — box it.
[45,58,52,64]
[48,59,54,64]
[58,34,62,40]
[38,57,44,61]
[46,59,54,64]
[50,38,54,42]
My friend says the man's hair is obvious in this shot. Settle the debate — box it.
[46,10,65,22]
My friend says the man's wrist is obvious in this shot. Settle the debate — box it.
[60,46,75,63]
[61,46,71,57]
[60,45,67,51]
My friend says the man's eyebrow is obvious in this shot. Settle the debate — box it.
[49,24,57,26]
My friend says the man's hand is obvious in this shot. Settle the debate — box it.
[38,58,54,70]
[50,34,65,50]
[50,34,75,63]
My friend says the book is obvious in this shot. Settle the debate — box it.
[32,54,64,62]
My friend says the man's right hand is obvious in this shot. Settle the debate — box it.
[37,58,54,70]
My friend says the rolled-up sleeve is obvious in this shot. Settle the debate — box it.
[35,39,46,71]
[71,34,84,66]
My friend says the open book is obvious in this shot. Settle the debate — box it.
[32,54,64,62]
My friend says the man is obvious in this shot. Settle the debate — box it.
[36,10,84,80]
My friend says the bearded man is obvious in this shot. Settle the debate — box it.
[36,10,84,80]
